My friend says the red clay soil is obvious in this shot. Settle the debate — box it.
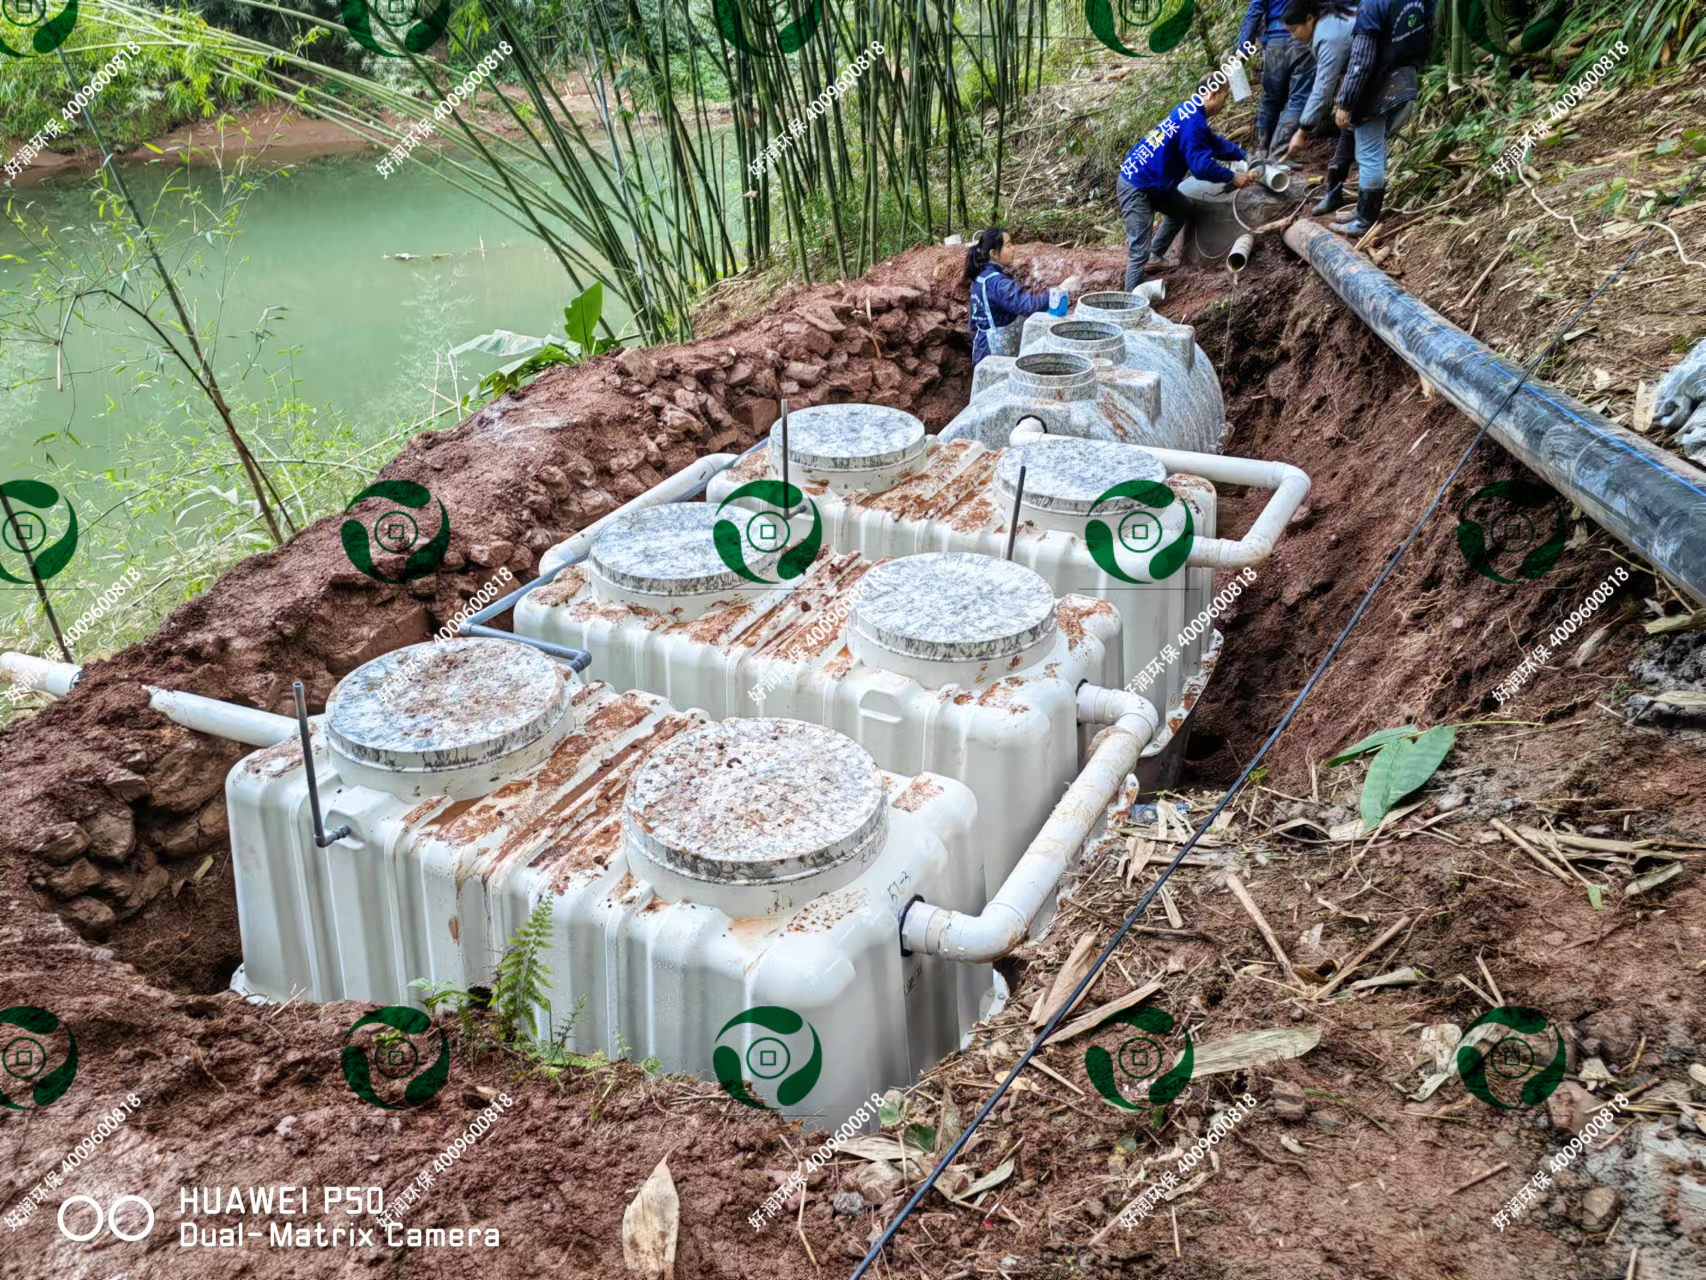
[2,242,1703,1280]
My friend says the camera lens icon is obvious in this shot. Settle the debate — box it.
[3,1037,47,1081]
[1490,1035,1536,1080]
[374,510,420,554]
[747,1037,791,1080]
[1117,1035,1165,1082]
[0,511,44,555]
[3,0,47,26]
[374,1035,420,1080]
[1487,509,1537,556]
[745,510,791,554]
[1117,510,1163,555]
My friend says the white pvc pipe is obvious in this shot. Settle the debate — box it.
[1141,446,1311,569]
[539,452,743,576]
[145,687,297,747]
[997,434,1310,570]
[900,705,1158,962]
[0,652,79,698]
[1227,234,1255,273]
[1076,683,1158,727]
[3,651,296,747]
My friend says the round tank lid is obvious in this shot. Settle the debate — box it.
[852,552,1056,663]
[1078,291,1154,327]
[770,404,927,472]
[591,503,781,598]
[624,719,888,885]
[997,439,1167,517]
[327,638,570,770]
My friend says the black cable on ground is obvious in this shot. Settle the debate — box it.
[851,156,1706,1279]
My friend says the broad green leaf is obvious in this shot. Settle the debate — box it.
[1360,726,1456,832]
[1385,725,1456,803]
[563,282,603,352]
[1359,740,1402,832]
[1586,884,1603,910]
[904,1123,936,1153]
[1327,725,1419,767]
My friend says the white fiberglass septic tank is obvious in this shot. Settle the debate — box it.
[515,504,1131,1025]
[702,404,1308,786]
[942,289,1226,454]
[226,637,978,1125]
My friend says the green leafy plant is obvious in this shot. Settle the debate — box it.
[1326,724,1460,833]
[477,283,619,399]
[493,897,556,1043]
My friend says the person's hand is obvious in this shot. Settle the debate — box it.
[1333,106,1352,130]
[1231,171,1254,189]
[1061,274,1081,294]
[1286,128,1307,156]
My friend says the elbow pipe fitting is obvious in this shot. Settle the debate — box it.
[1139,446,1311,569]
[1076,683,1160,733]
[898,709,1156,962]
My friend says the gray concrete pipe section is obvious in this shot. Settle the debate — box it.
[1285,218,1706,606]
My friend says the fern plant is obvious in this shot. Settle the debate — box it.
[493,897,556,1045]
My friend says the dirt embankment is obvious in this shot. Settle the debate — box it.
[0,243,1111,990]
[2,241,1703,1280]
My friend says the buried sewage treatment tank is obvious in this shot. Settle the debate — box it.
[515,508,1132,970]
[227,637,981,1124]
[700,404,1310,782]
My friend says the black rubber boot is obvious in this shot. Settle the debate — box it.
[1312,163,1350,216]
[1332,184,1384,237]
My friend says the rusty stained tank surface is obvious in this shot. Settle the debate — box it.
[236,724,313,781]
[1056,595,1118,651]
[889,775,943,813]
[404,684,702,892]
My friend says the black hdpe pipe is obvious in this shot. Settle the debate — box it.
[1285,219,1706,606]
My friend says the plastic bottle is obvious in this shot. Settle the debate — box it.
[1048,287,1069,317]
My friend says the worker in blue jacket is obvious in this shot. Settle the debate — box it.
[1240,0,1317,160]
[1116,76,1253,287]
[1326,0,1432,236]
[964,228,1078,365]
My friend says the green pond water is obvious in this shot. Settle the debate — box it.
[0,152,627,476]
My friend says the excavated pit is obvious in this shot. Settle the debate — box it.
[2,244,1702,1280]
